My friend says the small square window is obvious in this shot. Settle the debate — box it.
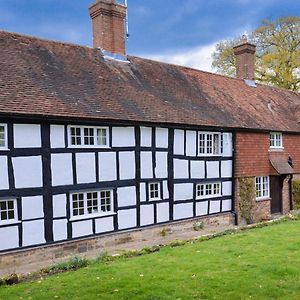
[270,132,283,149]
[71,127,82,146]
[84,128,94,145]
[0,199,17,223]
[149,183,161,200]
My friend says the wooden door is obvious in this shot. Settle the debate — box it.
[270,176,282,214]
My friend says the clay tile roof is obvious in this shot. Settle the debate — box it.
[0,30,300,131]
[269,153,295,175]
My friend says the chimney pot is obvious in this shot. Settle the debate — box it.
[89,0,127,55]
[233,39,256,80]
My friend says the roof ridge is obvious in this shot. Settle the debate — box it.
[1,30,298,95]
[0,29,93,50]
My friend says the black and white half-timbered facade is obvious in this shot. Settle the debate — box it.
[0,121,233,252]
[1,0,299,256]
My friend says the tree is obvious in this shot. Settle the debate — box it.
[212,17,300,91]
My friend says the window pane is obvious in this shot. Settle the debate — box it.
[199,134,205,154]
[206,134,213,154]
[70,127,82,145]
[0,126,5,147]
[213,134,220,155]
[97,128,107,146]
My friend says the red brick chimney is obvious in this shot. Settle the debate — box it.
[89,0,127,55]
[233,37,256,80]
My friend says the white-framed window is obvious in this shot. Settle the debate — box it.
[0,199,17,224]
[71,190,113,219]
[68,126,109,148]
[255,176,270,200]
[0,124,8,150]
[148,182,161,201]
[198,132,222,155]
[196,182,221,199]
[270,132,283,149]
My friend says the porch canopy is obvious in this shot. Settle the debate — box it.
[269,154,295,175]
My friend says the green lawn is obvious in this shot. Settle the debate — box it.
[1,220,300,300]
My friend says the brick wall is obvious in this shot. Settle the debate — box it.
[234,177,271,224]
[282,175,291,214]
[235,132,300,177]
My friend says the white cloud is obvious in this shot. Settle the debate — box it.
[142,43,217,73]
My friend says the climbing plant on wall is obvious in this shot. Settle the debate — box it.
[238,178,256,224]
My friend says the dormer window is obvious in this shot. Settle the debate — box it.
[270,132,283,149]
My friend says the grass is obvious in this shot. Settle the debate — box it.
[1,220,300,300]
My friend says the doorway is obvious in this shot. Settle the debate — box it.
[270,176,283,214]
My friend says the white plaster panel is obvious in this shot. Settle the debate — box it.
[209,201,221,214]
[157,203,169,223]
[95,217,114,233]
[23,220,45,246]
[174,183,193,201]
[222,133,233,157]
[156,128,168,148]
[119,151,135,180]
[140,127,152,147]
[186,131,196,156]
[163,181,169,199]
[22,196,44,220]
[53,219,68,241]
[51,153,73,186]
[76,152,96,184]
[72,220,93,238]
[118,208,136,229]
[174,129,184,155]
[174,203,193,220]
[174,159,189,179]
[117,186,136,207]
[13,156,43,188]
[140,183,146,202]
[222,200,232,212]
[53,194,67,218]
[221,161,232,178]
[196,201,208,216]
[206,161,220,179]
[50,125,65,149]
[191,160,205,179]
[99,152,117,182]
[0,226,19,251]
[0,156,9,190]
[112,127,135,147]
[14,124,41,148]
[155,152,168,178]
[140,204,154,226]
[141,152,153,179]
[222,181,232,196]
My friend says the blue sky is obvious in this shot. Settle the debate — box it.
[0,0,299,71]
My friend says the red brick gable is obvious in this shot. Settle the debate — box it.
[0,30,299,132]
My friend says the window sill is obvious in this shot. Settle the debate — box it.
[256,197,271,202]
[196,195,222,200]
[0,147,9,151]
[68,145,110,149]
[70,212,116,222]
[0,220,21,226]
[269,147,284,152]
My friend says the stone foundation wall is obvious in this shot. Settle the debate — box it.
[0,213,234,277]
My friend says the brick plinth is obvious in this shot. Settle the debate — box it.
[0,213,234,276]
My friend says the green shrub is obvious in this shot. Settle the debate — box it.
[239,178,255,224]
[49,256,88,272]
[159,228,172,237]
[96,251,113,263]
[193,221,204,231]
[292,180,300,209]
[169,240,187,248]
